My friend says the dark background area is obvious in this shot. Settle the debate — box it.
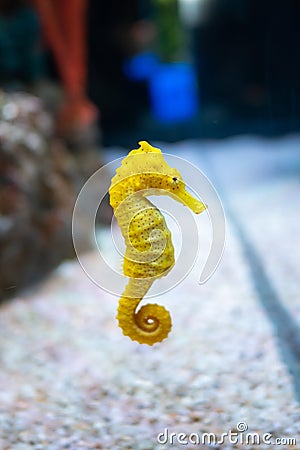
[87,0,300,145]
[1,0,300,145]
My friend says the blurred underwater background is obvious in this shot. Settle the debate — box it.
[0,1,300,448]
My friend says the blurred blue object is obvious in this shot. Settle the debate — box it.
[149,62,198,123]
[123,51,159,81]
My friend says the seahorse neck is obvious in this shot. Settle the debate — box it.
[111,176,156,209]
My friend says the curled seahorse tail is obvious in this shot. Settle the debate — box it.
[116,278,172,345]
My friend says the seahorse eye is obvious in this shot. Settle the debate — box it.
[172,177,178,182]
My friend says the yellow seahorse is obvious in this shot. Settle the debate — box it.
[109,141,206,345]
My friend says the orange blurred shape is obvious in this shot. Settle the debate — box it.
[33,0,98,131]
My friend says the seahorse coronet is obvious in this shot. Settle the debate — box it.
[109,141,206,345]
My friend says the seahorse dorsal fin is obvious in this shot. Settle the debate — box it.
[135,141,161,154]
[111,141,169,184]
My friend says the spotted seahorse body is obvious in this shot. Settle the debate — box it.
[109,141,206,345]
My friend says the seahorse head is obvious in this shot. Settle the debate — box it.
[110,141,206,214]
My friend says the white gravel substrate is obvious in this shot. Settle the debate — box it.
[205,136,300,323]
[0,227,299,449]
[1,138,300,449]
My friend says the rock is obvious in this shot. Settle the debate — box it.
[0,91,108,300]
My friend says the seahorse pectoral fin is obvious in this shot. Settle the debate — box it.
[116,278,172,345]
[175,189,206,214]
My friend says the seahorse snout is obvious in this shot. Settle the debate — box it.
[176,188,206,214]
